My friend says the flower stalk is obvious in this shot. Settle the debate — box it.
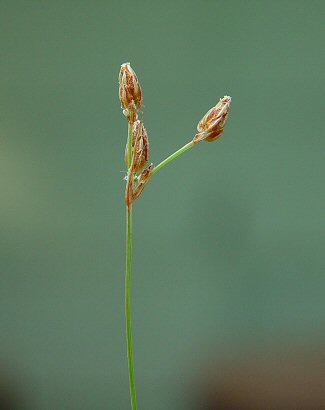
[125,205,136,409]
[119,62,231,409]
[151,141,195,177]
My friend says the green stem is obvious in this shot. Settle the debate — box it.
[125,205,137,410]
[151,141,195,177]
[126,122,137,409]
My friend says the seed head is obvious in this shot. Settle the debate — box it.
[124,120,149,172]
[119,63,142,122]
[132,163,153,201]
[125,169,134,209]
[125,163,153,208]
[193,96,231,144]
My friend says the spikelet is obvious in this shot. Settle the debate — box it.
[119,63,142,123]
[193,96,231,143]
[124,120,149,172]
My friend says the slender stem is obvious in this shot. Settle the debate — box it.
[125,122,137,410]
[151,141,195,177]
[125,205,137,410]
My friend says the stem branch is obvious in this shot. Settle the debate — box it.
[151,141,195,176]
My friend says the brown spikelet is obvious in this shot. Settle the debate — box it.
[125,170,134,209]
[131,121,149,173]
[132,164,153,201]
[193,96,231,144]
[124,120,149,171]
[119,63,142,123]
[125,163,153,208]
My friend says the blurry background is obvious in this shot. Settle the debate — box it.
[0,0,324,409]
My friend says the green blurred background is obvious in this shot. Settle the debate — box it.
[1,0,324,408]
